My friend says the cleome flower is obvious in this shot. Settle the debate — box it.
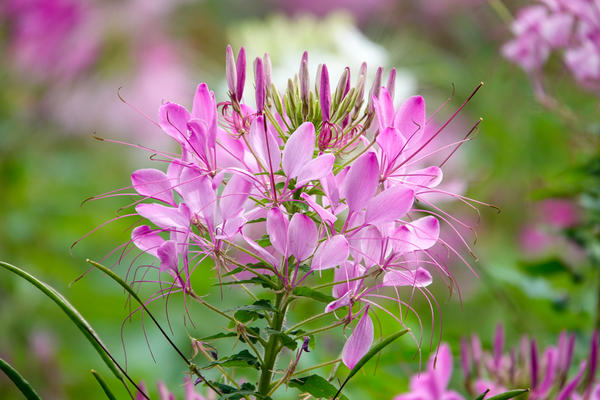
[90,44,483,373]
[502,0,600,92]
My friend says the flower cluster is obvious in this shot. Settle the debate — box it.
[395,327,600,399]
[99,45,480,396]
[502,0,600,91]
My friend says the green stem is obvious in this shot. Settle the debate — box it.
[258,292,288,395]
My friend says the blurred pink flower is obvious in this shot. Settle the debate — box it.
[394,343,465,400]
[503,0,600,90]
[2,0,100,81]
[280,0,391,21]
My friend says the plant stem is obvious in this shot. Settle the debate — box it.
[258,292,288,395]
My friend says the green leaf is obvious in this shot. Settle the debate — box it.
[203,327,261,344]
[484,389,529,400]
[289,374,348,400]
[292,287,335,303]
[266,329,298,351]
[91,369,117,400]
[474,389,490,400]
[333,329,409,400]
[0,357,42,400]
[204,350,261,370]
[0,261,122,380]
[219,276,278,289]
[231,299,276,322]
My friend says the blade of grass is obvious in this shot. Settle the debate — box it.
[0,261,147,399]
[0,357,42,400]
[91,369,118,400]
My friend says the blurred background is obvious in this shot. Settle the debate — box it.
[1,0,599,398]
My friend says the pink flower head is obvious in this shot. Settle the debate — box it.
[394,343,465,400]
[503,0,600,91]
[90,46,483,377]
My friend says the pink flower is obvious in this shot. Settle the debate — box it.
[394,343,465,400]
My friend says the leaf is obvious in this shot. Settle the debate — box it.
[204,350,261,370]
[474,389,490,400]
[289,374,348,400]
[292,287,335,303]
[219,276,278,289]
[333,329,409,400]
[0,261,122,380]
[91,369,117,400]
[484,389,529,400]
[231,299,276,322]
[203,327,261,344]
[0,357,42,400]
[266,329,298,351]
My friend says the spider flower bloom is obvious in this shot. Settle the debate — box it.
[461,325,600,399]
[502,0,600,91]
[94,46,482,371]
[394,343,465,400]
[2,0,100,81]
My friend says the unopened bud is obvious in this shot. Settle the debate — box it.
[320,65,331,121]
[236,47,246,101]
[386,68,397,101]
[254,57,265,112]
[226,45,237,97]
[299,52,310,104]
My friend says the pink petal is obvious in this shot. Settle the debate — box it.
[311,235,349,271]
[342,310,374,369]
[191,83,217,146]
[131,225,164,258]
[342,152,379,213]
[431,343,453,393]
[359,226,383,267]
[287,213,317,261]
[249,116,281,173]
[392,216,440,254]
[179,168,216,226]
[365,186,414,224]
[136,203,188,229]
[394,95,426,140]
[282,122,316,178]
[297,154,335,186]
[382,268,432,288]
[300,193,337,224]
[325,290,352,312]
[220,174,250,220]
[376,127,406,161]
[374,87,395,130]
[332,262,365,298]
[157,240,178,272]
[266,208,288,256]
[159,102,191,143]
[131,169,175,205]
[404,166,443,189]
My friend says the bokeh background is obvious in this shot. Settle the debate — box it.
[1,0,599,398]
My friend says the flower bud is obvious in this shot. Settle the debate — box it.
[254,57,265,112]
[386,68,396,101]
[299,51,310,104]
[226,45,237,97]
[320,64,331,121]
[236,47,246,101]
[367,66,383,112]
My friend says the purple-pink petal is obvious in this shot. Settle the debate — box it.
[131,168,175,205]
[131,225,164,258]
[282,122,316,178]
[297,154,335,186]
[287,213,317,261]
[382,268,433,288]
[365,186,414,225]
[311,235,349,271]
[342,309,374,369]
[266,207,289,256]
[342,152,379,213]
[220,174,251,220]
